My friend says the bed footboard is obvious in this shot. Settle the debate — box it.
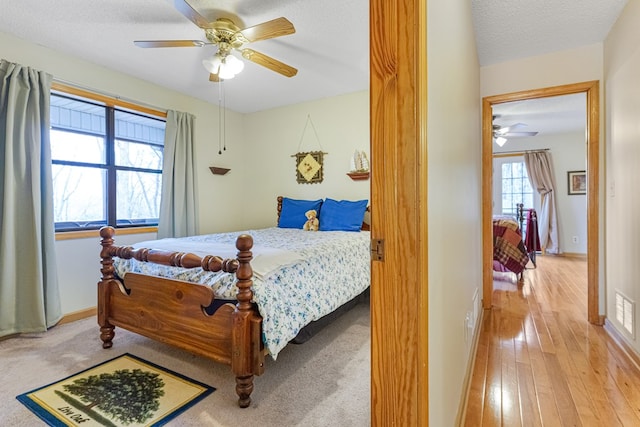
[98,227,264,408]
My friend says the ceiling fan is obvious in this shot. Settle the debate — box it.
[492,115,538,147]
[134,0,298,82]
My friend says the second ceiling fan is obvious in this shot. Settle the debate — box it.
[493,115,538,147]
[134,0,298,81]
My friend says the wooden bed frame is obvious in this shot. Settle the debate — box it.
[98,228,262,408]
[516,202,539,267]
[98,196,369,408]
[493,204,531,281]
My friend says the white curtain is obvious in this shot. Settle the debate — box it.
[0,60,61,336]
[524,151,559,253]
[158,110,199,238]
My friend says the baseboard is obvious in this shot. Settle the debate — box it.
[456,308,485,426]
[535,252,587,259]
[0,333,19,342]
[560,252,587,259]
[603,318,640,373]
[0,307,96,341]
[57,307,97,325]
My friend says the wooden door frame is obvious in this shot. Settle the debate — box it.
[481,81,601,324]
[370,0,428,424]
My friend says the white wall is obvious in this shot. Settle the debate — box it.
[55,232,156,314]
[494,130,588,254]
[604,0,640,353]
[427,1,482,425]
[480,44,604,97]
[242,91,370,228]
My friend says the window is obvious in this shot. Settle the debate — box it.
[500,160,533,216]
[50,91,165,232]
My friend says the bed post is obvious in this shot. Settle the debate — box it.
[232,234,263,408]
[98,226,116,348]
[276,195,283,225]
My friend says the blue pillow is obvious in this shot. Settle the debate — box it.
[319,198,368,232]
[278,197,323,229]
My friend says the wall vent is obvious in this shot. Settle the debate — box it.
[615,291,635,336]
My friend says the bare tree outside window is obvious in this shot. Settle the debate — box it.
[50,93,165,231]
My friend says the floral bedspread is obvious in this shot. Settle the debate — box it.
[113,227,371,359]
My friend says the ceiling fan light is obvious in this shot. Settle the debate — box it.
[218,65,236,80]
[225,54,244,74]
[202,54,223,74]
[495,136,507,147]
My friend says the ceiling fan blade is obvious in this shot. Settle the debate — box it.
[173,0,214,29]
[209,73,221,82]
[241,48,298,77]
[134,40,206,48]
[494,123,530,136]
[238,17,295,43]
[503,131,539,137]
[500,122,528,133]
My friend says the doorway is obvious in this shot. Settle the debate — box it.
[481,81,601,324]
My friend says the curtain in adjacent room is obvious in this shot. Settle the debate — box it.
[158,110,199,238]
[524,150,559,254]
[0,60,61,337]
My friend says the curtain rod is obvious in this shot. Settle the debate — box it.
[52,78,167,115]
[493,148,549,156]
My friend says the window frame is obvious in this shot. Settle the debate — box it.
[51,83,167,234]
[492,154,535,216]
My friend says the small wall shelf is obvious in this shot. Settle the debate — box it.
[346,171,370,181]
[209,167,230,175]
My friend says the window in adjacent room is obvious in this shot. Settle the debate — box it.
[493,156,534,216]
[50,89,166,232]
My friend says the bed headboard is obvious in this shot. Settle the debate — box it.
[276,196,370,231]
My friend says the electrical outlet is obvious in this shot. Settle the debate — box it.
[464,311,474,344]
[572,236,578,243]
[464,313,471,343]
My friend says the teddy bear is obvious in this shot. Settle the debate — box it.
[303,209,319,231]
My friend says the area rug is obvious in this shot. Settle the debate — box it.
[16,353,215,426]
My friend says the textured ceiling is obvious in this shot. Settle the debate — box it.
[473,0,626,141]
[471,0,627,66]
[0,0,369,114]
[0,0,628,116]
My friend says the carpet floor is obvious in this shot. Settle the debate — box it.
[1,302,370,426]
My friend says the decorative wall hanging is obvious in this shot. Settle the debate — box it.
[293,114,327,184]
[295,151,324,183]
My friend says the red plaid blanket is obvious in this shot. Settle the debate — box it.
[493,219,529,274]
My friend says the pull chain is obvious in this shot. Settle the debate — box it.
[218,80,227,154]
[223,82,226,152]
[218,80,223,155]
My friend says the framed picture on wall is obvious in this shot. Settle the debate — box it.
[567,170,586,195]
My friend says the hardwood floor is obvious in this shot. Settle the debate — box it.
[463,255,640,426]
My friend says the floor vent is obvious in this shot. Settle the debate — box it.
[616,291,635,336]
